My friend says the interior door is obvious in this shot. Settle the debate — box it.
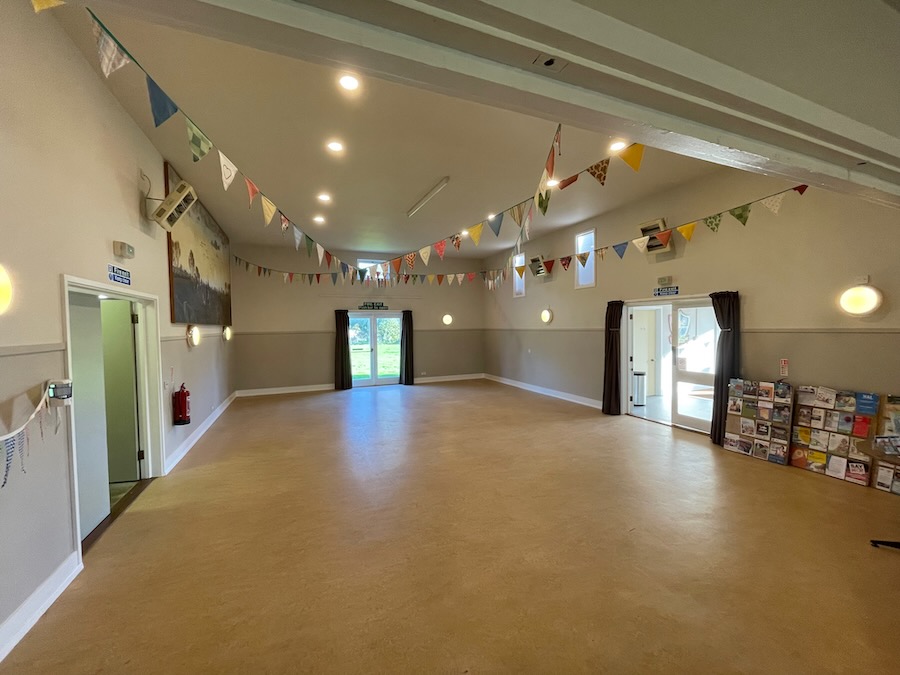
[349,313,402,386]
[671,300,720,432]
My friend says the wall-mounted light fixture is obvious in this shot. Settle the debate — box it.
[839,282,882,316]
[223,326,233,341]
[187,324,201,347]
[442,314,453,326]
[540,308,554,324]
[0,264,11,315]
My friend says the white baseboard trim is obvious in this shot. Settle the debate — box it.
[164,392,236,474]
[484,374,604,411]
[0,551,82,663]
[234,384,334,398]
[417,373,486,384]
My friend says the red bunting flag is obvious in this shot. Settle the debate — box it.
[245,177,260,207]
[437,274,445,285]
[316,273,321,284]
[793,184,809,195]
[288,273,294,283]
[655,230,672,247]
[558,174,579,190]
[324,251,333,268]
[467,272,476,282]
[405,252,416,270]
[542,259,555,274]
[434,240,446,260]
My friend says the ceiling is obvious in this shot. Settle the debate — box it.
[56,5,725,258]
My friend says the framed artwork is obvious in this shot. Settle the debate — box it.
[164,162,232,325]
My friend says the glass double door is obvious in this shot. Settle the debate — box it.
[348,312,403,386]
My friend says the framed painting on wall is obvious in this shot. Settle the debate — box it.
[164,162,232,325]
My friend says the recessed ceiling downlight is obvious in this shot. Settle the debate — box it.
[546,178,559,188]
[339,74,359,91]
[313,215,326,224]
[317,193,332,203]
[326,140,344,153]
[610,141,628,152]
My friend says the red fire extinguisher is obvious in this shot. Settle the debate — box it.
[173,383,191,426]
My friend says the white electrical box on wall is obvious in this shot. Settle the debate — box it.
[48,379,73,407]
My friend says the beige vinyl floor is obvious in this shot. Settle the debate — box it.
[5,380,900,674]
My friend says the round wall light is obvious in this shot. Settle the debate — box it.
[0,264,12,315]
[187,324,201,347]
[540,308,554,324]
[839,285,882,316]
[442,314,453,326]
[223,326,233,341]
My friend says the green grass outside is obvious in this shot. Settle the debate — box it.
[351,343,401,380]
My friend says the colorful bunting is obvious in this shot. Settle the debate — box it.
[612,242,628,259]
[392,258,402,277]
[703,213,722,232]
[358,269,367,282]
[427,274,435,285]
[559,256,572,271]
[146,75,178,128]
[325,252,334,269]
[418,246,431,266]
[451,234,462,251]
[760,194,784,214]
[437,274,445,286]
[558,174,579,190]
[456,273,465,285]
[305,234,315,257]
[467,272,476,282]
[618,144,644,172]
[632,236,650,253]
[677,222,696,241]
[434,240,446,260]
[469,222,483,247]
[523,202,534,241]
[316,243,325,266]
[729,203,752,226]
[245,177,260,208]
[91,18,130,78]
[331,273,338,286]
[32,0,65,13]
[185,119,213,163]
[261,196,277,226]
[292,225,302,250]
[655,230,673,247]
[280,213,291,234]
[509,203,526,226]
[515,265,526,278]
[219,151,238,191]
[587,159,609,186]
[405,252,417,270]
[448,274,456,286]
[488,213,503,237]
[576,251,591,267]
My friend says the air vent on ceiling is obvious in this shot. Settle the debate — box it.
[532,53,569,73]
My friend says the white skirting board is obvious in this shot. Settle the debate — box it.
[164,392,236,474]
[0,551,82,663]
[483,374,604,410]
[415,374,485,384]
[234,384,334,398]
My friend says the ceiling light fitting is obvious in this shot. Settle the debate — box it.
[326,140,344,152]
[317,193,332,203]
[406,176,450,218]
[546,178,559,188]
[338,74,359,90]
[610,141,628,152]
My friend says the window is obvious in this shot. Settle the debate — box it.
[513,253,525,297]
[358,259,388,280]
[575,229,595,289]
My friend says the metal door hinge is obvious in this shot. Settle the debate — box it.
[137,449,145,460]
[131,313,140,324]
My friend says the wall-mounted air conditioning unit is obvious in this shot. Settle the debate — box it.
[149,181,197,232]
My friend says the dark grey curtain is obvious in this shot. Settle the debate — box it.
[399,310,414,385]
[602,300,624,414]
[710,291,741,444]
[334,309,352,390]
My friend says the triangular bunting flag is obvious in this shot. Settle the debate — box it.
[405,252,416,270]
[793,184,809,195]
[509,203,526,226]
[437,274,445,286]
[304,234,315,257]
[523,202,534,241]
[146,75,178,128]
[456,273,465,285]
[467,272,476,282]
[403,274,410,285]
[576,251,591,266]
[451,234,462,251]
[32,0,66,12]
[760,193,785,215]
[418,246,431,266]
[677,222,696,241]
[257,266,262,276]
[535,168,551,216]
[434,240,446,260]
[612,242,628,259]
[280,213,291,234]
[282,272,289,284]
[469,223,483,247]
[358,269,367,282]
[515,265,526,279]
[315,273,321,284]
[655,230,673,248]
[632,236,651,253]
[488,212,503,237]
[597,247,607,261]
[542,259,555,274]
[293,226,302,250]
[427,274,435,285]
[91,18,130,78]
[219,151,238,191]
[325,251,334,269]
[245,177,260,208]
[559,256,572,271]
[448,274,456,286]
[261,196,277,226]
[419,275,426,284]
[316,243,325,266]
[289,272,294,283]
[185,119,212,163]
[331,273,338,286]
[558,174,579,190]
[729,204,752,226]
[703,213,722,232]
[587,159,609,186]
[618,144,644,172]
[392,258,402,277]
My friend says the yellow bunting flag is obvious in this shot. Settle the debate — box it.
[469,222,483,247]
[427,274,435,285]
[677,222,696,241]
[618,143,644,172]
[515,265,527,279]
[261,196,277,226]
[32,0,65,12]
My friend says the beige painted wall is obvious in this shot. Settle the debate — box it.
[484,166,900,398]
[0,2,233,638]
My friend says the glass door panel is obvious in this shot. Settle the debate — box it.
[375,316,402,382]
[672,303,720,432]
[349,313,402,386]
[349,314,373,384]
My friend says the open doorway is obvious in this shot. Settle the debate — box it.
[626,298,720,433]
[348,312,402,386]
[64,277,164,548]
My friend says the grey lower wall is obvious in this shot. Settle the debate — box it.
[233,329,485,390]
[0,348,75,622]
[161,336,235,463]
[484,329,605,401]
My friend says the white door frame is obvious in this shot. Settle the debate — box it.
[348,311,402,387]
[61,275,165,558]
